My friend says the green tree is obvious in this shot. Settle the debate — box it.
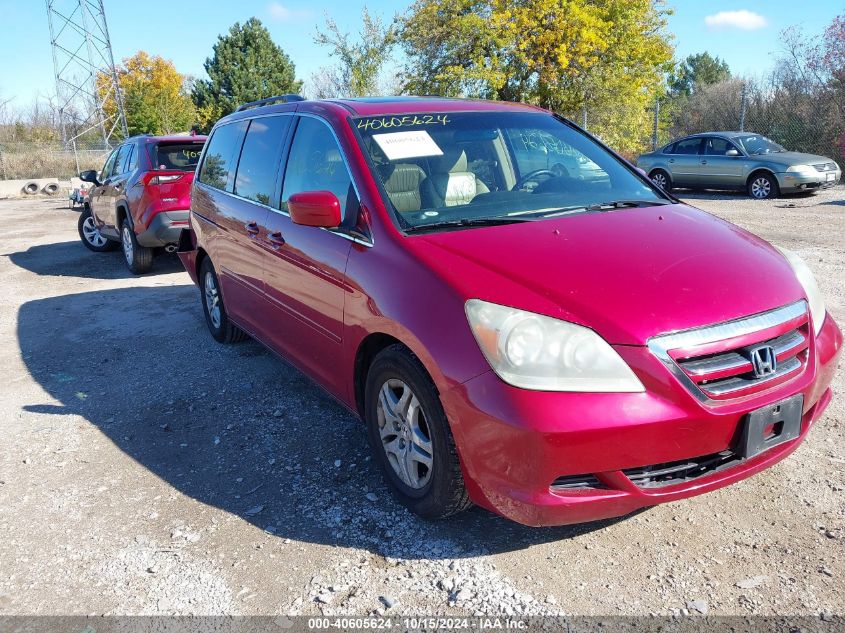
[98,51,196,137]
[311,7,397,98]
[397,0,673,153]
[668,52,731,96]
[192,18,302,131]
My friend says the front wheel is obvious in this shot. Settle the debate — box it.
[748,173,779,199]
[365,344,471,519]
[78,209,118,252]
[121,220,153,274]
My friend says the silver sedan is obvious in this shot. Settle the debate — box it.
[637,132,841,199]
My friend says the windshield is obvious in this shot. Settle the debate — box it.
[353,111,664,231]
[154,142,205,171]
[735,135,785,155]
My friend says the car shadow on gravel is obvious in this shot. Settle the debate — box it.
[17,286,629,560]
[7,240,184,279]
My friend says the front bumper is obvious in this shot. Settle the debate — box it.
[442,314,842,526]
[136,210,190,247]
[777,169,841,193]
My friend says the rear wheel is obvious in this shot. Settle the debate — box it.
[199,258,248,344]
[365,344,471,519]
[121,220,153,274]
[748,172,779,199]
[649,169,672,192]
[78,209,118,252]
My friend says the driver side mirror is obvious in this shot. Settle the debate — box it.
[288,191,341,229]
[79,169,101,186]
[726,148,740,157]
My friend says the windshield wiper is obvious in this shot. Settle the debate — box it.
[405,216,535,233]
[583,199,670,211]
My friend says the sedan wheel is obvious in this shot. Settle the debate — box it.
[749,174,777,199]
[650,169,671,191]
[376,378,434,490]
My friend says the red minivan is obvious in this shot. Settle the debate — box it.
[79,134,206,274]
[179,96,842,526]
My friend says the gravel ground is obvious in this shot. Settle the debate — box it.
[0,186,843,618]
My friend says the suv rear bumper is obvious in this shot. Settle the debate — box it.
[137,210,190,247]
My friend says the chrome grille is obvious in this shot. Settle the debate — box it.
[648,301,810,403]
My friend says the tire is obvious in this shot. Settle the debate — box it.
[364,344,472,519]
[42,182,60,196]
[78,209,118,252]
[121,219,153,274]
[649,169,672,192]
[747,172,779,199]
[23,181,39,195]
[199,257,248,344]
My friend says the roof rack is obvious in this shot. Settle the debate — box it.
[236,94,305,112]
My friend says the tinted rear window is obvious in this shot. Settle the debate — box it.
[154,142,206,171]
[198,122,248,191]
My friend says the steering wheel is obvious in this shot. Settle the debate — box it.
[513,169,558,191]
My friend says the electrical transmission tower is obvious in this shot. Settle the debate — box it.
[45,0,128,153]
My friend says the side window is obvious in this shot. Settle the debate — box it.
[112,144,132,176]
[281,117,357,221]
[704,137,739,156]
[100,149,119,179]
[198,121,248,192]
[672,138,702,155]
[233,116,291,206]
[123,144,138,172]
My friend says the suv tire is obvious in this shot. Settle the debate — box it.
[121,219,153,274]
[365,344,472,519]
[78,209,118,252]
[199,258,248,344]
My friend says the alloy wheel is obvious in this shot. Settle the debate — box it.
[376,378,434,490]
[82,216,107,248]
[122,226,134,266]
[750,177,772,199]
[204,271,222,329]
[651,172,668,189]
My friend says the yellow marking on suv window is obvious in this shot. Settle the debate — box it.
[357,114,450,131]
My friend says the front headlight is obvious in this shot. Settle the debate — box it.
[786,164,817,176]
[776,247,826,336]
[465,299,645,392]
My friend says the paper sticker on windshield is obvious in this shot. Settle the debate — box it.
[372,131,444,161]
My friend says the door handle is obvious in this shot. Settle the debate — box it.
[700,160,708,165]
[268,231,285,249]
[244,221,260,236]
[668,159,675,163]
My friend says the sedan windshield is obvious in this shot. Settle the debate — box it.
[735,135,785,155]
[353,111,665,231]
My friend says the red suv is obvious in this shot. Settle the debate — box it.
[78,134,206,274]
[179,96,842,526]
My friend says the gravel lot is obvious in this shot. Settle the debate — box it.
[0,186,843,618]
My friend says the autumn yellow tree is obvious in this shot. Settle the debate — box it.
[99,51,196,137]
[398,0,674,153]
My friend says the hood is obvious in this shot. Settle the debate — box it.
[754,151,835,167]
[409,204,805,345]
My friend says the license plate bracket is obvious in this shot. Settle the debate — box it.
[826,172,836,182]
[739,394,803,459]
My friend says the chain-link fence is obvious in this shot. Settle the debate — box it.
[0,141,109,180]
[650,78,845,168]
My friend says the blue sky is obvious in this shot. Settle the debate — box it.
[0,0,840,108]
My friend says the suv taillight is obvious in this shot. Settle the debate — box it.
[142,171,184,186]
